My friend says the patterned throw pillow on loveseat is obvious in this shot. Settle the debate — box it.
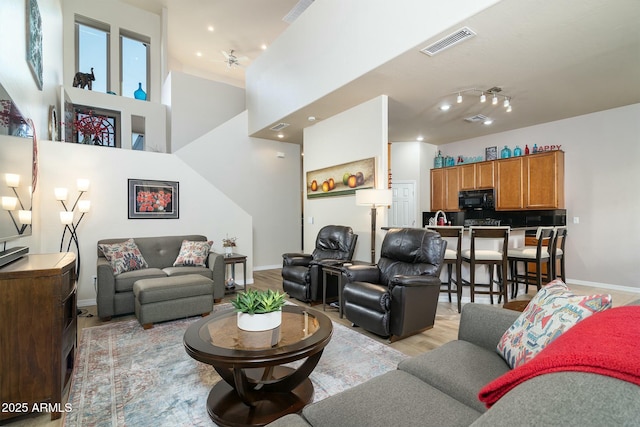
[98,238,149,274]
[497,279,612,369]
[173,240,213,267]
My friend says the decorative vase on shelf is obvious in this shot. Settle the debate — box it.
[434,151,443,168]
[500,145,512,159]
[225,246,233,256]
[513,145,522,156]
[134,83,147,100]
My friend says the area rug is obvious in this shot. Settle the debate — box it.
[64,306,406,427]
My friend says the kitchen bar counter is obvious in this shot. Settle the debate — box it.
[421,209,566,229]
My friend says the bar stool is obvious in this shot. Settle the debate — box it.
[507,226,555,298]
[552,226,567,281]
[460,226,510,305]
[427,226,463,312]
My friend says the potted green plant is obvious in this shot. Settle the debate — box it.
[231,289,287,331]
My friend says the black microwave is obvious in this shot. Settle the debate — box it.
[458,189,495,210]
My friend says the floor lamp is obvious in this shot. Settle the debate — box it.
[356,188,393,264]
[55,179,91,277]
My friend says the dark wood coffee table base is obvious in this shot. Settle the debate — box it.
[207,366,313,427]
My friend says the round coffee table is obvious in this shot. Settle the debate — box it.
[183,305,333,426]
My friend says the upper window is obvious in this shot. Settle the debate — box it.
[75,18,109,93]
[120,31,150,100]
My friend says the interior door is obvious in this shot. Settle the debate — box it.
[390,181,416,227]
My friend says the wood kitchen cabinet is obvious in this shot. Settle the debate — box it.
[460,162,495,190]
[431,167,460,211]
[495,157,525,210]
[525,150,564,209]
[476,161,495,188]
[459,164,476,190]
[495,151,564,210]
[432,150,564,211]
[0,253,77,421]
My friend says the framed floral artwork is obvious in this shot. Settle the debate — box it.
[128,179,179,219]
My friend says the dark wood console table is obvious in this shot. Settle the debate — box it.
[0,253,77,421]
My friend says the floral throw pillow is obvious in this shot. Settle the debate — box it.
[98,238,148,275]
[173,240,213,267]
[497,279,612,369]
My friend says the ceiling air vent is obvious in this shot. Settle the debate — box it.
[283,0,314,24]
[464,114,489,123]
[420,27,476,56]
[270,122,290,131]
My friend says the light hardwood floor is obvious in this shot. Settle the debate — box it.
[9,269,639,426]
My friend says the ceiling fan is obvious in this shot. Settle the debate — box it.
[220,49,248,69]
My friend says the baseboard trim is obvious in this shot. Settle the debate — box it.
[565,279,640,294]
[78,298,97,308]
[254,264,281,271]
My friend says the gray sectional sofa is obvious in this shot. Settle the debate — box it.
[269,302,640,427]
[96,235,225,320]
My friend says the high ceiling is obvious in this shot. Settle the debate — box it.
[121,0,640,145]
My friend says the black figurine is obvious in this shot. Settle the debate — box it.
[72,67,95,90]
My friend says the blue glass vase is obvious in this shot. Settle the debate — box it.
[134,83,147,100]
[434,151,443,168]
[500,145,512,159]
[513,145,522,156]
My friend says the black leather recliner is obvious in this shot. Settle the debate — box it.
[282,225,358,303]
[342,228,446,342]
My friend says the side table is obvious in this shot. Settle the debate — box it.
[322,263,346,317]
[223,253,247,294]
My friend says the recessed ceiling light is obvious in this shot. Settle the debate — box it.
[417,136,424,141]
[308,116,316,122]
[483,119,493,125]
[277,133,284,138]
[261,44,268,50]
[440,104,451,111]
[196,51,202,57]
[207,26,214,32]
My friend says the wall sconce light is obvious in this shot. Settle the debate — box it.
[57,178,91,276]
[356,188,393,264]
[2,174,31,235]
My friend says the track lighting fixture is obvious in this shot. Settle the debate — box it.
[443,87,513,113]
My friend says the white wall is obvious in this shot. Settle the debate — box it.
[0,0,298,307]
[62,0,162,101]
[63,86,168,151]
[0,0,62,141]
[391,141,437,224]
[175,111,301,269]
[169,71,246,152]
[37,141,252,304]
[437,103,640,289]
[246,0,499,135]
[303,96,389,262]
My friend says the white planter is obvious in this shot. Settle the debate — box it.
[237,311,282,332]
[225,246,233,256]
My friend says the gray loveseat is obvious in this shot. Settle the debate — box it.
[269,302,640,426]
[97,235,225,320]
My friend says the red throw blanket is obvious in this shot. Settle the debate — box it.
[479,305,640,408]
